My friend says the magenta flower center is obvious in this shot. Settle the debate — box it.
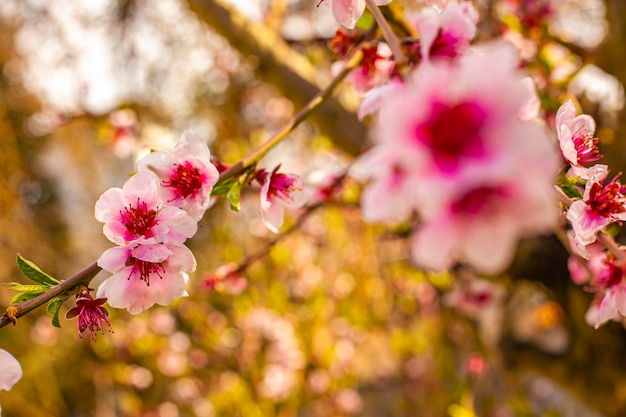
[597,258,624,290]
[587,177,626,219]
[451,186,504,216]
[269,173,300,202]
[129,257,165,286]
[66,294,112,342]
[417,101,486,172]
[121,199,158,239]
[429,30,463,58]
[163,161,205,201]
[572,129,601,164]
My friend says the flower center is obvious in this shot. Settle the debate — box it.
[163,161,204,201]
[417,101,486,172]
[129,257,166,286]
[429,30,463,58]
[269,173,300,202]
[120,199,158,239]
[451,186,503,216]
[597,258,624,290]
[572,128,601,164]
[587,176,626,219]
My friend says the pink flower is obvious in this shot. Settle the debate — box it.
[556,100,601,178]
[411,172,556,273]
[582,254,626,328]
[0,348,22,413]
[137,130,220,221]
[351,144,417,222]
[65,287,112,341]
[348,43,394,94]
[95,170,197,245]
[567,165,626,248]
[361,42,555,219]
[410,0,478,60]
[97,242,196,314]
[256,166,306,233]
[319,0,392,30]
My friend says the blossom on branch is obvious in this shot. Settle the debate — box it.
[0,349,22,414]
[97,242,196,314]
[567,165,626,248]
[137,130,219,221]
[95,171,197,246]
[256,166,306,233]
[556,100,602,179]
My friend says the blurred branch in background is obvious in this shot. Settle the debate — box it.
[187,0,366,156]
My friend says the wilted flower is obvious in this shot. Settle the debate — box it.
[65,287,112,341]
[137,130,220,221]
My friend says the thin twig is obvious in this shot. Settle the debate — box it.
[365,0,406,67]
[218,49,364,183]
[0,263,102,329]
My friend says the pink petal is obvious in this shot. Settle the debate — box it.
[97,245,133,272]
[131,243,173,263]
[332,0,366,29]
[0,349,22,391]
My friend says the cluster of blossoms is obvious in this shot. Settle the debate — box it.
[95,131,219,314]
[555,100,626,327]
[351,2,557,274]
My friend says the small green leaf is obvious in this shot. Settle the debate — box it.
[7,282,50,304]
[47,296,70,328]
[226,181,242,211]
[16,254,60,285]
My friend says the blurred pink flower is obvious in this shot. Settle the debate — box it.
[0,349,22,413]
[411,173,556,273]
[556,100,601,178]
[137,130,220,221]
[320,0,392,30]
[97,242,195,314]
[355,42,557,273]
[584,254,626,328]
[256,166,306,233]
[348,43,395,94]
[411,0,478,60]
[567,165,626,248]
[95,170,197,245]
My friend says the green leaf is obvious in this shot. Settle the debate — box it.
[226,181,242,211]
[16,254,61,285]
[211,177,243,211]
[7,282,50,304]
[47,296,70,328]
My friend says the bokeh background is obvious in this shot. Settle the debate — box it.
[1,0,626,416]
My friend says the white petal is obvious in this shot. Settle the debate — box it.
[0,349,22,391]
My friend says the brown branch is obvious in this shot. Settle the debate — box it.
[1,262,102,329]
[186,0,366,156]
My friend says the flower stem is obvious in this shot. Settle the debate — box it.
[217,47,364,184]
[0,263,102,329]
[364,0,406,67]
